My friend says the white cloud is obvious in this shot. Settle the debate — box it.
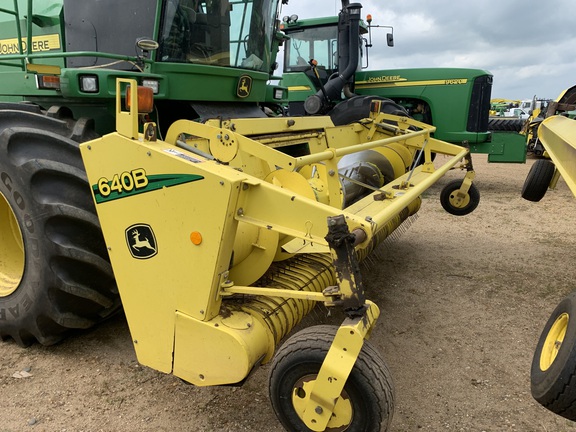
[280,0,576,99]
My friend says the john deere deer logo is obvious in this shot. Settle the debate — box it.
[237,75,252,98]
[125,224,158,259]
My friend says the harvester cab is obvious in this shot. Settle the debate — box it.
[0,1,481,431]
[0,0,287,134]
[281,0,368,116]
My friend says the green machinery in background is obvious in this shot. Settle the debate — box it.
[0,1,482,430]
[279,4,528,163]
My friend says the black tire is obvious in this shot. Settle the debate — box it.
[521,159,555,202]
[531,292,576,420]
[328,96,408,126]
[329,96,433,167]
[488,117,526,132]
[0,105,119,347]
[439,179,480,216]
[268,325,395,432]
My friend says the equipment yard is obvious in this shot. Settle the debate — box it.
[2,155,576,432]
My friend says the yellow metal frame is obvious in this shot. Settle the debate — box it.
[302,301,380,430]
[79,80,477,426]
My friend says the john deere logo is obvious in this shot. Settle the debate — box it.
[126,224,157,259]
[237,75,252,98]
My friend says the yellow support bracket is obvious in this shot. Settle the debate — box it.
[453,170,475,201]
[115,78,139,139]
[300,301,380,431]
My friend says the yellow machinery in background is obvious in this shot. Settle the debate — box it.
[524,113,576,422]
[79,79,479,431]
[535,116,576,195]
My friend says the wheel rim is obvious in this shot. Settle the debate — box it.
[540,312,569,371]
[292,374,353,431]
[0,191,25,297]
[449,190,470,208]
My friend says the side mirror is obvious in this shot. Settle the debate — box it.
[136,38,159,58]
[387,33,394,47]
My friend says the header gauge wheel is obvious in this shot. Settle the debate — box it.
[268,325,395,431]
[440,179,480,216]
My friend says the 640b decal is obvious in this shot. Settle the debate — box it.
[92,169,204,203]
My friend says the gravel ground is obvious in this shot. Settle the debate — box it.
[1,155,576,431]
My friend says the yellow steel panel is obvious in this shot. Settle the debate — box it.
[25,63,61,75]
[173,310,270,386]
[115,79,139,139]
[0,192,24,296]
[80,134,247,372]
[538,116,576,197]
[227,223,279,286]
[235,179,369,246]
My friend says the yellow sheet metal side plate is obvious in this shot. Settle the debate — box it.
[80,134,245,372]
[539,116,576,197]
[173,311,269,386]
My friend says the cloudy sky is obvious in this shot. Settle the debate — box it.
[280,0,576,101]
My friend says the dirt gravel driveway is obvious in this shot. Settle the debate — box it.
[1,155,576,432]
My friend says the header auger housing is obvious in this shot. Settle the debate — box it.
[75,79,479,431]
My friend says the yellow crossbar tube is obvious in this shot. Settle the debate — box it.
[294,128,433,167]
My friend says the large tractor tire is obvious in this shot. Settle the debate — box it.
[488,117,526,132]
[328,96,408,126]
[531,292,576,421]
[269,325,395,432]
[0,104,119,347]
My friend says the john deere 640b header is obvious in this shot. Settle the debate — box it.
[0,1,479,430]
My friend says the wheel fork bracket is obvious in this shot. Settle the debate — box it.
[453,169,476,205]
[300,214,380,430]
[301,301,380,431]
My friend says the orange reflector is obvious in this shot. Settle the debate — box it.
[126,85,154,113]
[190,231,203,245]
[37,74,61,90]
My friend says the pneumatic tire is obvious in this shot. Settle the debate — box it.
[0,106,119,346]
[440,179,480,216]
[328,95,408,126]
[268,325,395,431]
[521,159,555,202]
[531,292,576,421]
[488,117,526,132]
